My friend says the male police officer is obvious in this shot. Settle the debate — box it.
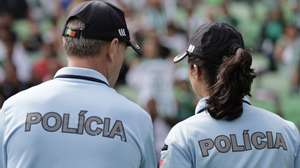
[0,1,156,168]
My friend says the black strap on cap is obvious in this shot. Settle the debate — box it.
[55,75,109,87]
[197,99,251,114]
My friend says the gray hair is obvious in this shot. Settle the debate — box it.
[63,19,106,57]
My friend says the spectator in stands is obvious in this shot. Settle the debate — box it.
[0,61,29,101]
[32,42,62,82]
[174,67,195,121]
[126,32,177,119]
[0,28,32,83]
[143,0,167,33]
[292,58,300,94]
[160,22,188,54]
[146,98,170,161]
[260,7,286,72]
[219,0,238,26]
[275,24,300,93]
[0,0,28,19]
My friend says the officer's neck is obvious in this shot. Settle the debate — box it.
[194,80,210,98]
[67,56,109,81]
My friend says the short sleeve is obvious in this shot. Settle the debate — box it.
[296,145,300,168]
[140,116,157,168]
[160,125,192,168]
[285,120,300,167]
[0,106,6,168]
[290,123,300,168]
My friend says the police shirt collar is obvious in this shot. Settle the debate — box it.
[195,97,209,115]
[195,96,251,115]
[54,67,110,86]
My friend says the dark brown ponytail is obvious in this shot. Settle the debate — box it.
[206,48,256,120]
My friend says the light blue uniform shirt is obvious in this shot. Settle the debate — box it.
[160,97,300,168]
[0,67,157,168]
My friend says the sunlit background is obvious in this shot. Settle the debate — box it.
[0,0,299,159]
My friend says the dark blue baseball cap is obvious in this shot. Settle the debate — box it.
[62,0,142,55]
[174,22,244,63]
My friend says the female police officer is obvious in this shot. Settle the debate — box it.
[160,23,299,168]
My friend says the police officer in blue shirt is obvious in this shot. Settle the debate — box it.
[160,23,300,168]
[0,1,156,168]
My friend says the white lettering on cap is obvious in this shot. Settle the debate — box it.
[187,44,195,53]
[118,28,126,37]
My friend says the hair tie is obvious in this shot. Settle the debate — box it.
[229,43,242,55]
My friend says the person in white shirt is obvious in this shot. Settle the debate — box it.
[126,34,177,118]
[160,22,300,168]
[0,1,156,168]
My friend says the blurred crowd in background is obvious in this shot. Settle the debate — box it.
[0,0,300,160]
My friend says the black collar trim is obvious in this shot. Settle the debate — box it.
[55,75,109,87]
[197,99,251,114]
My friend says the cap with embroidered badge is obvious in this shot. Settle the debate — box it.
[62,0,142,55]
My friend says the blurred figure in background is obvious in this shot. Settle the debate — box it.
[32,42,62,82]
[174,67,195,121]
[0,0,29,19]
[219,0,238,26]
[160,22,188,54]
[0,61,29,106]
[22,20,43,54]
[293,60,300,93]
[0,21,32,83]
[143,0,167,33]
[275,24,300,94]
[126,32,177,120]
[146,98,170,161]
[259,7,285,72]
